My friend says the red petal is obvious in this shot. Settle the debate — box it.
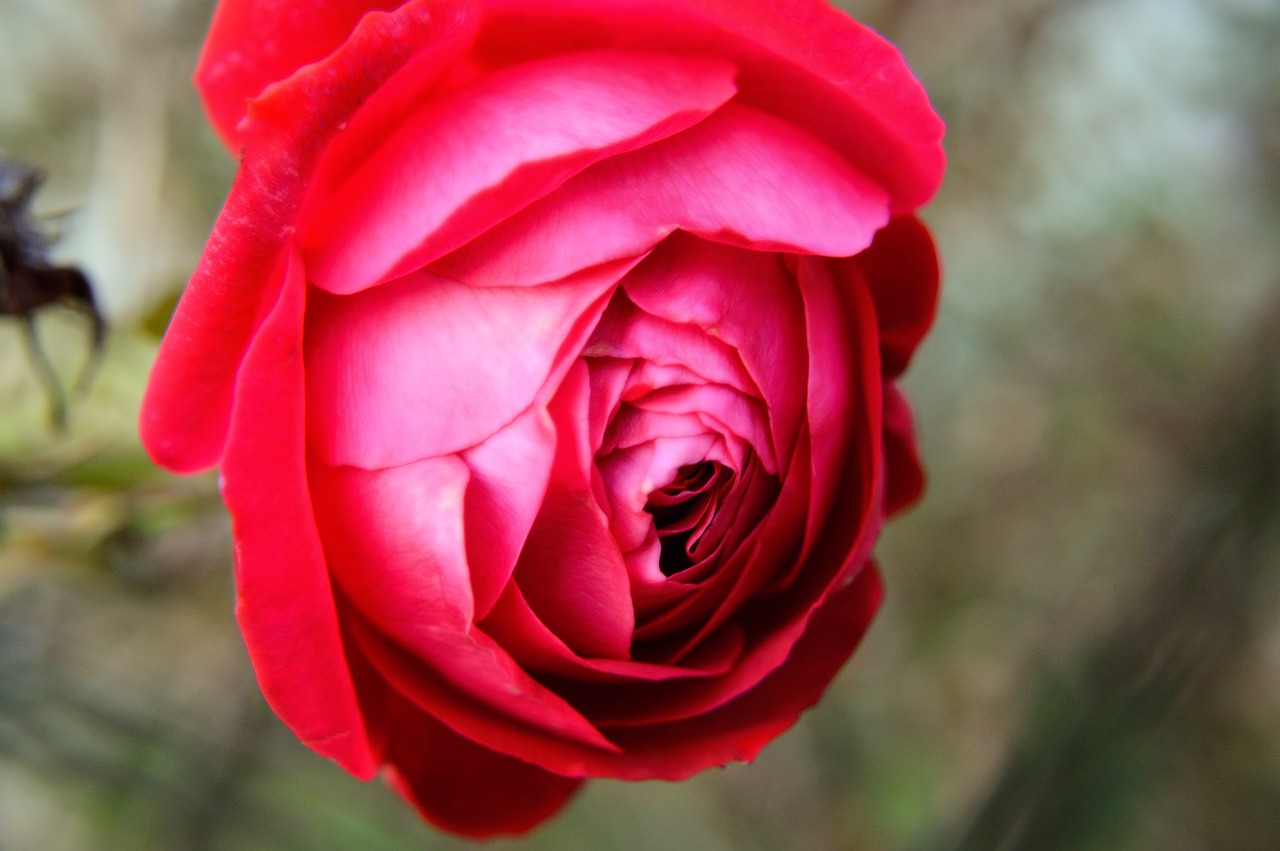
[304,264,617,469]
[141,0,473,472]
[219,250,377,778]
[595,563,884,780]
[883,383,926,515]
[195,0,432,146]
[369,670,582,837]
[853,215,941,378]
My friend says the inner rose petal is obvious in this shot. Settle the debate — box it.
[619,234,808,468]
[305,264,617,469]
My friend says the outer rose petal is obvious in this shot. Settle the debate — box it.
[197,0,416,146]
[852,214,941,378]
[141,0,476,472]
[220,250,376,778]
[383,705,582,838]
[883,384,926,515]
[347,640,582,838]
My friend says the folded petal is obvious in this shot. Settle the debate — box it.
[595,563,883,780]
[219,250,377,778]
[432,102,890,286]
[461,406,558,619]
[515,364,635,659]
[882,383,926,515]
[196,0,412,146]
[309,455,476,632]
[304,50,738,294]
[305,264,617,468]
[619,234,807,467]
[476,0,945,210]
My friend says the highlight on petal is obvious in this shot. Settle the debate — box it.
[303,49,738,294]
[432,102,890,287]
[305,264,618,469]
[476,0,946,210]
[309,455,477,633]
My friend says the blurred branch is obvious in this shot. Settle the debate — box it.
[937,295,1280,851]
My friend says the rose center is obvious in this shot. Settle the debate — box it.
[643,461,731,577]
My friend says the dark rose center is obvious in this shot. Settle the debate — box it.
[644,461,731,577]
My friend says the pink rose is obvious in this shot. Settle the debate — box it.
[141,0,944,837]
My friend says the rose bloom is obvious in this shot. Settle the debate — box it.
[141,0,943,837]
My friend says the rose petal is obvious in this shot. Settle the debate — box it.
[304,50,738,294]
[309,455,476,632]
[218,250,376,778]
[380,698,582,839]
[593,563,884,780]
[850,215,942,378]
[882,383,926,515]
[515,363,635,659]
[349,612,621,770]
[196,0,410,146]
[620,234,807,468]
[431,102,890,286]
[461,406,558,619]
[141,1,473,472]
[305,263,618,469]
[585,290,760,398]
[476,0,945,210]
[480,582,745,684]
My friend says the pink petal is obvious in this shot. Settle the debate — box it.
[218,250,376,778]
[619,234,807,467]
[585,291,759,398]
[141,1,473,472]
[309,455,476,632]
[461,406,558,619]
[476,0,945,211]
[431,102,890,287]
[627,385,772,473]
[514,364,635,659]
[303,50,738,294]
[304,264,617,469]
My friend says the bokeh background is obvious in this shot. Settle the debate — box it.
[1,0,1278,848]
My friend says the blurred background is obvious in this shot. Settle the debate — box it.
[1,0,1277,848]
